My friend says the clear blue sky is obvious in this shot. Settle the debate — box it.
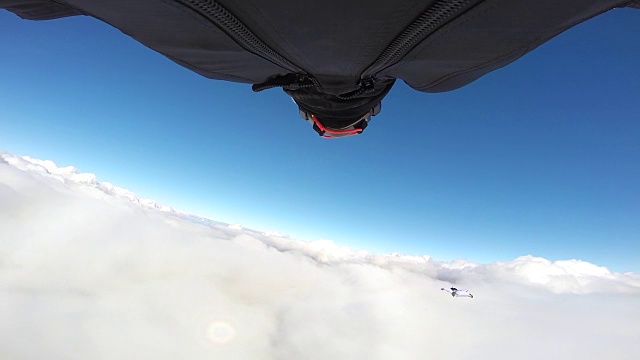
[1,8,638,271]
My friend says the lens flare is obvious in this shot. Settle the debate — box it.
[206,321,236,344]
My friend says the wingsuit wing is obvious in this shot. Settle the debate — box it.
[455,290,473,298]
[0,0,297,84]
[0,0,80,20]
[1,0,638,94]
[382,0,640,92]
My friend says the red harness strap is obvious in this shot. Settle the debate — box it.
[311,115,363,138]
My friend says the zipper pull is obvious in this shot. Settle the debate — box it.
[252,74,319,92]
[337,77,376,100]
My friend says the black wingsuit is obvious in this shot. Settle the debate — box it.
[2,0,638,136]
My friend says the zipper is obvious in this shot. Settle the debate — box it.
[343,0,479,98]
[177,0,304,74]
[178,0,479,96]
[363,0,478,77]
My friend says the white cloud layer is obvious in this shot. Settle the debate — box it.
[1,153,639,360]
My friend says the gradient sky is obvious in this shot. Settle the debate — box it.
[1,7,639,271]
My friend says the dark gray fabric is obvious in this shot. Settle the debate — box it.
[1,0,636,127]
[0,0,80,20]
[2,0,633,87]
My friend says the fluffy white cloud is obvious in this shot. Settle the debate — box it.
[1,153,639,360]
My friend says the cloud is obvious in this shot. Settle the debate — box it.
[1,153,639,360]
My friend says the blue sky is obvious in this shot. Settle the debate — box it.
[1,8,639,271]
